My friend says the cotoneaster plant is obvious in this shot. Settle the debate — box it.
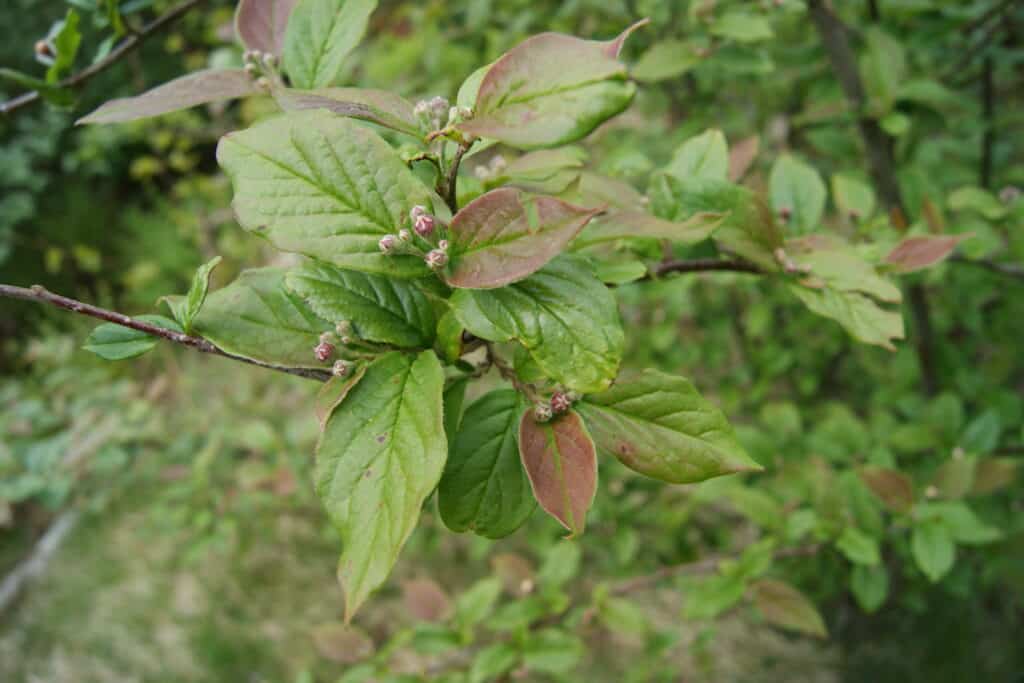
[2,0,965,621]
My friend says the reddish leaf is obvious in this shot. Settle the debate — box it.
[445,188,599,289]
[518,409,597,537]
[235,0,298,55]
[859,466,914,513]
[78,69,260,124]
[751,579,828,638]
[600,18,650,58]
[728,135,760,182]
[274,86,422,137]
[885,234,969,273]
[401,578,452,622]
[310,623,374,663]
[970,458,1019,495]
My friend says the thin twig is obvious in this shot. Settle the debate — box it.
[610,544,821,595]
[486,342,541,403]
[0,511,80,613]
[443,141,473,213]
[1,0,208,115]
[651,258,763,279]
[0,284,332,382]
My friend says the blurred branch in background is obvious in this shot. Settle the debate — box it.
[0,0,209,116]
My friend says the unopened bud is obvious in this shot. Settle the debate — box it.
[398,229,412,243]
[244,63,259,76]
[336,320,352,336]
[314,341,334,362]
[565,390,582,402]
[262,53,277,69]
[410,205,427,221]
[256,77,270,90]
[413,100,430,117]
[34,40,51,57]
[339,335,353,345]
[534,403,553,422]
[332,360,352,377]
[379,235,397,253]
[550,391,572,413]
[414,214,436,237]
[425,249,448,269]
[437,239,449,251]
[429,95,448,114]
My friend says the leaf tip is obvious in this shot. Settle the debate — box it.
[605,18,651,58]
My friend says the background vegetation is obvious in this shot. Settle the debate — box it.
[1,1,1022,681]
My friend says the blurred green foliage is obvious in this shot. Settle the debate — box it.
[1,0,1023,682]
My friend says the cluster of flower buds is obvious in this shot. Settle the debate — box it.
[242,50,277,90]
[314,322,358,363]
[534,390,581,422]
[414,96,450,131]
[474,154,508,182]
[773,247,812,275]
[447,105,473,126]
[378,206,450,271]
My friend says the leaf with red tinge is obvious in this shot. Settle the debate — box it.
[601,18,650,58]
[751,579,828,638]
[77,69,260,124]
[235,0,298,55]
[519,410,597,537]
[401,578,452,622]
[310,623,374,663]
[573,210,723,250]
[274,86,423,137]
[457,28,639,149]
[728,135,760,182]
[859,465,914,513]
[885,234,970,273]
[445,188,599,289]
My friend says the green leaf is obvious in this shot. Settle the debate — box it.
[523,629,584,674]
[217,110,446,277]
[457,30,638,149]
[632,39,699,82]
[537,541,580,588]
[836,527,881,566]
[850,564,888,613]
[172,256,222,334]
[285,262,439,347]
[787,238,901,303]
[831,173,875,220]
[948,186,1007,220]
[316,351,446,619]
[193,267,330,368]
[444,188,598,289]
[78,70,260,124]
[770,154,826,233]
[789,284,904,351]
[315,366,367,427]
[923,502,1003,546]
[685,573,746,619]
[283,0,377,89]
[751,579,827,638]
[572,210,722,250]
[709,12,774,43]
[273,86,423,137]
[859,28,906,117]
[469,643,518,683]
[83,315,183,360]
[47,10,82,84]
[235,0,298,55]
[666,129,728,183]
[911,519,955,582]
[578,369,761,484]
[439,390,536,538]
[497,148,587,193]
[449,256,623,393]
[593,259,647,285]
[598,597,648,635]
[435,311,465,364]
[455,577,503,628]
[960,410,1002,454]
[519,410,597,536]
[105,0,126,37]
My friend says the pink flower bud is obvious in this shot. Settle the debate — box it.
[414,214,436,237]
[534,403,553,422]
[437,239,449,251]
[410,205,427,221]
[550,391,572,414]
[332,360,352,377]
[379,235,397,253]
[314,342,334,362]
[425,249,448,269]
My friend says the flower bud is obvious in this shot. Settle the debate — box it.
[437,239,449,251]
[550,391,572,414]
[534,403,553,422]
[425,249,448,269]
[410,205,427,221]
[34,40,52,58]
[244,63,259,76]
[256,77,270,90]
[314,341,334,362]
[565,390,582,402]
[332,360,352,377]
[429,95,449,115]
[262,53,277,69]
[339,335,353,346]
[398,229,412,243]
[336,320,352,336]
[414,214,436,237]
[379,235,397,253]
[413,100,430,117]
